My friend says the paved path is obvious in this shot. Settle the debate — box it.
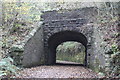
[16,65,98,78]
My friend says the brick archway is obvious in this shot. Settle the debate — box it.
[47,31,88,66]
[22,7,97,67]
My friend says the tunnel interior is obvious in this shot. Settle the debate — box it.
[48,31,88,66]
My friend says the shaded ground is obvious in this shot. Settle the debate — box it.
[16,65,98,78]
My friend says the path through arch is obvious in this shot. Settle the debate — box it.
[47,31,88,66]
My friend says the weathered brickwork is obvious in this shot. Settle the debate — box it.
[41,7,97,66]
[21,7,119,76]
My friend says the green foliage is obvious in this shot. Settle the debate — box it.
[3,2,41,25]
[0,57,19,78]
[9,23,22,33]
[57,52,85,64]
[56,42,85,64]
[111,44,119,54]
[116,33,120,37]
[109,52,120,78]
[97,2,118,24]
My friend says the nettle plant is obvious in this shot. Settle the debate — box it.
[0,57,19,78]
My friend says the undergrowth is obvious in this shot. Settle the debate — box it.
[0,57,19,78]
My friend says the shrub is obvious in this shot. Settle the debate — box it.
[0,57,19,78]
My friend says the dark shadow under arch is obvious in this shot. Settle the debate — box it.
[47,31,88,66]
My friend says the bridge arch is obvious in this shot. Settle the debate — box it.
[22,7,97,67]
[47,30,88,66]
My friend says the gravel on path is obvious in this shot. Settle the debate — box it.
[16,65,98,78]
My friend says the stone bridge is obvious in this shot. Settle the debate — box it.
[22,7,98,68]
[42,7,97,66]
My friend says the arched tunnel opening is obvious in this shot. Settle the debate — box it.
[56,41,86,65]
[48,31,88,66]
